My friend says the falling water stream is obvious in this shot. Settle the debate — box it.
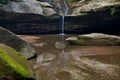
[61,0,68,53]
[35,1,70,76]
[60,0,69,66]
[61,16,65,53]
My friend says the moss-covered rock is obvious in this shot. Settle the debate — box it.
[70,0,120,15]
[0,27,36,59]
[0,0,9,4]
[66,33,120,46]
[0,44,35,80]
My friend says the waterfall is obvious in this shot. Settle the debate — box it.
[62,0,69,15]
[60,0,69,66]
[61,0,68,53]
[44,0,69,65]
[61,16,65,53]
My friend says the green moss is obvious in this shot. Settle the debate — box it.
[66,0,74,3]
[76,13,88,16]
[110,7,120,15]
[76,37,85,44]
[90,3,120,15]
[66,0,79,3]
[0,0,23,4]
[0,44,34,79]
[0,48,31,77]
[0,0,9,4]
[0,5,3,10]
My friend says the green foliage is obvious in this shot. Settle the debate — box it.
[76,37,85,44]
[0,5,3,10]
[11,0,23,2]
[0,0,22,4]
[110,8,117,15]
[66,0,79,3]
[110,4,120,16]
[76,13,88,16]
[0,0,9,4]
[66,0,74,3]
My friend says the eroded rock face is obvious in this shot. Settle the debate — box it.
[66,33,120,46]
[1,0,56,16]
[0,27,36,59]
[0,0,120,34]
[39,2,56,16]
[70,0,120,15]
[34,52,120,80]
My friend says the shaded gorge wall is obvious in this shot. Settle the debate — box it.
[0,6,120,35]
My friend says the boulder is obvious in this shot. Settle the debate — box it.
[66,33,120,46]
[34,53,56,69]
[1,0,56,16]
[0,0,120,34]
[0,27,36,59]
[65,36,79,45]
[34,52,120,80]
[55,41,66,49]
[70,0,120,15]
[2,0,43,15]
[0,43,35,80]
[42,7,56,16]
[39,2,56,16]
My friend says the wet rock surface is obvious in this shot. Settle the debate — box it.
[0,0,120,34]
[34,53,120,80]
[0,27,36,59]
[19,34,120,80]
[66,33,120,46]
[70,0,120,15]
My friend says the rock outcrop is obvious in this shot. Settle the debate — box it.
[66,33,120,46]
[1,0,56,16]
[0,2,119,34]
[34,52,120,80]
[0,43,35,80]
[0,0,120,34]
[40,2,56,16]
[70,0,120,15]
[0,27,36,59]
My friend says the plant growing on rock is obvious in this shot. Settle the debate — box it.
[76,37,85,44]
[0,0,9,4]
[0,0,22,4]
[66,0,79,3]
[110,7,120,15]
[0,44,35,80]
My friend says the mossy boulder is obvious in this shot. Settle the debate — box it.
[66,33,120,46]
[0,43,35,80]
[0,27,36,59]
[0,0,56,16]
[70,0,120,15]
